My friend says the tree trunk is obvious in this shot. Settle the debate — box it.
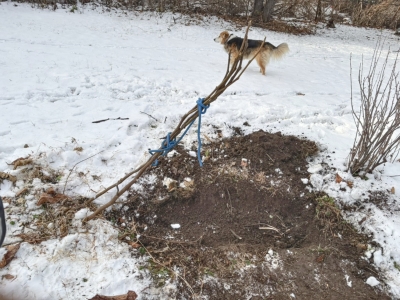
[315,0,322,22]
[262,0,276,22]
[252,0,264,17]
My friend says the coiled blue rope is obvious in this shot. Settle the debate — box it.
[149,98,209,167]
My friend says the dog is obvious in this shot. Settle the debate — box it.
[214,31,289,75]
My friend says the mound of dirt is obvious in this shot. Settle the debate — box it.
[107,130,390,299]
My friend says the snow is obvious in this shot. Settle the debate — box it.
[0,219,171,299]
[307,164,323,174]
[0,2,400,298]
[366,276,381,287]
[345,274,352,287]
[74,208,92,220]
[301,178,309,184]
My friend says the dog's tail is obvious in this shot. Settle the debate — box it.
[271,43,289,60]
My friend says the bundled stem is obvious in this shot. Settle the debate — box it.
[84,22,265,222]
[348,40,400,175]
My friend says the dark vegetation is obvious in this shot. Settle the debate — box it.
[9,0,400,33]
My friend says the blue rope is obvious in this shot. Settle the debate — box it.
[148,98,209,167]
[196,98,210,167]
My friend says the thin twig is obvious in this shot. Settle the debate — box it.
[141,234,202,245]
[266,153,274,162]
[230,229,242,240]
[92,117,129,124]
[140,111,159,122]
[259,225,281,234]
[226,188,233,214]
[62,150,105,194]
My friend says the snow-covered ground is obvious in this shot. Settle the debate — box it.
[0,2,399,299]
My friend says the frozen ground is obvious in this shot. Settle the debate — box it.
[0,2,399,299]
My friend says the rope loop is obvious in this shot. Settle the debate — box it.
[148,98,209,167]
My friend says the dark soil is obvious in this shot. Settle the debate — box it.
[106,130,391,299]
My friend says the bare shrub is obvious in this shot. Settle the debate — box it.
[348,41,400,175]
[352,0,400,30]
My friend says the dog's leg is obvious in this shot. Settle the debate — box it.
[230,51,238,68]
[263,52,272,75]
[256,54,266,75]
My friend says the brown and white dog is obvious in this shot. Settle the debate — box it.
[214,31,289,75]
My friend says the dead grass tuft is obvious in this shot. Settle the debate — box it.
[315,195,342,233]
[17,196,96,244]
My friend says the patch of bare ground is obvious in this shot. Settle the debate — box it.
[106,130,391,299]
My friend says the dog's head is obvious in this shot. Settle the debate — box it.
[214,31,230,44]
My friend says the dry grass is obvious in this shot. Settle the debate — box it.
[314,195,342,234]
[17,196,96,244]
[352,0,400,29]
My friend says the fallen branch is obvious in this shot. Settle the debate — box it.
[84,22,264,222]
[92,117,129,124]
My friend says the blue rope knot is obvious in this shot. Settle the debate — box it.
[196,98,210,115]
[149,98,209,167]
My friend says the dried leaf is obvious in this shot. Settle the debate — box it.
[335,173,343,183]
[15,233,45,244]
[346,181,354,188]
[167,181,177,192]
[356,243,367,251]
[74,147,83,152]
[183,179,194,188]
[89,291,137,300]
[391,187,395,194]
[2,197,12,204]
[358,216,367,225]
[0,244,21,268]
[0,172,17,184]
[316,254,325,263]
[37,189,69,205]
[10,157,33,170]
[2,274,15,280]
[46,187,56,195]
[296,92,305,96]
[15,187,28,197]
[130,242,140,249]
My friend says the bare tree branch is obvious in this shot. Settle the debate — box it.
[83,22,265,222]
